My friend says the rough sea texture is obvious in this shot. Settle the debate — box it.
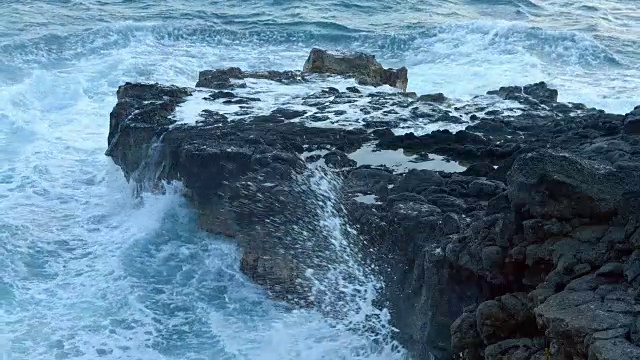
[0,1,638,359]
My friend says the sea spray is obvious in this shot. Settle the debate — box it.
[293,163,407,357]
[123,128,408,358]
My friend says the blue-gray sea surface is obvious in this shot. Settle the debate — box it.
[0,1,638,359]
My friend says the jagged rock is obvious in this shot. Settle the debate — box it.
[624,105,640,135]
[602,226,626,244]
[571,225,609,243]
[484,338,544,360]
[442,212,461,235]
[270,107,308,120]
[388,192,429,205]
[451,310,483,360]
[196,67,304,89]
[323,150,357,169]
[630,317,640,345]
[346,86,361,93]
[303,48,408,91]
[535,287,636,358]
[508,150,640,220]
[565,273,613,291]
[573,263,592,277]
[205,90,236,100]
[427,194,467,213]
[106,83,192,178]
[596,263,625,277]
[482,246,504,271]
[586,327,629,346]
[461,162,495,177]
[487,192,511,215]
[344,168,396,195]
[487,81,558,106]
[394,169,445,193]
[625,250,640,284]
[418,93,447,103]
[468,179,506,199]
[475,293,537,345]
[589,338,640,360]
[523,82,559,104]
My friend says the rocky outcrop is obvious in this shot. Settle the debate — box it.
[106,48,640,360]
[508,151,639,220]
[303,48,408,91]
[447,150,640,358]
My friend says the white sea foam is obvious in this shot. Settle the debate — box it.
[402,20,639,114]
[2,3,638,359]
[170,75,529,136]
[0,20,408,360]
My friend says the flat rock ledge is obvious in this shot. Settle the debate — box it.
[106,48,640,360]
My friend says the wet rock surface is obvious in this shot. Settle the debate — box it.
[106,49,640,360]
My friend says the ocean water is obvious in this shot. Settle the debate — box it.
[0,1,638,359]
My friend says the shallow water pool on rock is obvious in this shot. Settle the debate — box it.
[348,143,467,173]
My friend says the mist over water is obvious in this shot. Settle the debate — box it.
[0,0,638,359]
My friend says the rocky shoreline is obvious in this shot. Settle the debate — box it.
[106,49,640,360]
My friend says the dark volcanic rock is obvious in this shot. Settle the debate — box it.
[462,162,496,177]
[487,81,558,106]
[508,150,640,220]
[106,53,640,360]
[106,82,192,178]
[589,338,640,360]
[534,285,635,359]
[418,93,447,103]
[624,105,640,135]
[196,67,304,89]
[475,293,537,345]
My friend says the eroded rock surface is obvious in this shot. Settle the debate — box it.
[106,48,640,360]
[303,48,408,91]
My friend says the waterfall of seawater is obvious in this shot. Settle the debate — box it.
[296,165,404,355]
[130,133,170,197]
[126,138,408,359]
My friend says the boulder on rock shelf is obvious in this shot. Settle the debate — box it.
[303,48,408,91]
